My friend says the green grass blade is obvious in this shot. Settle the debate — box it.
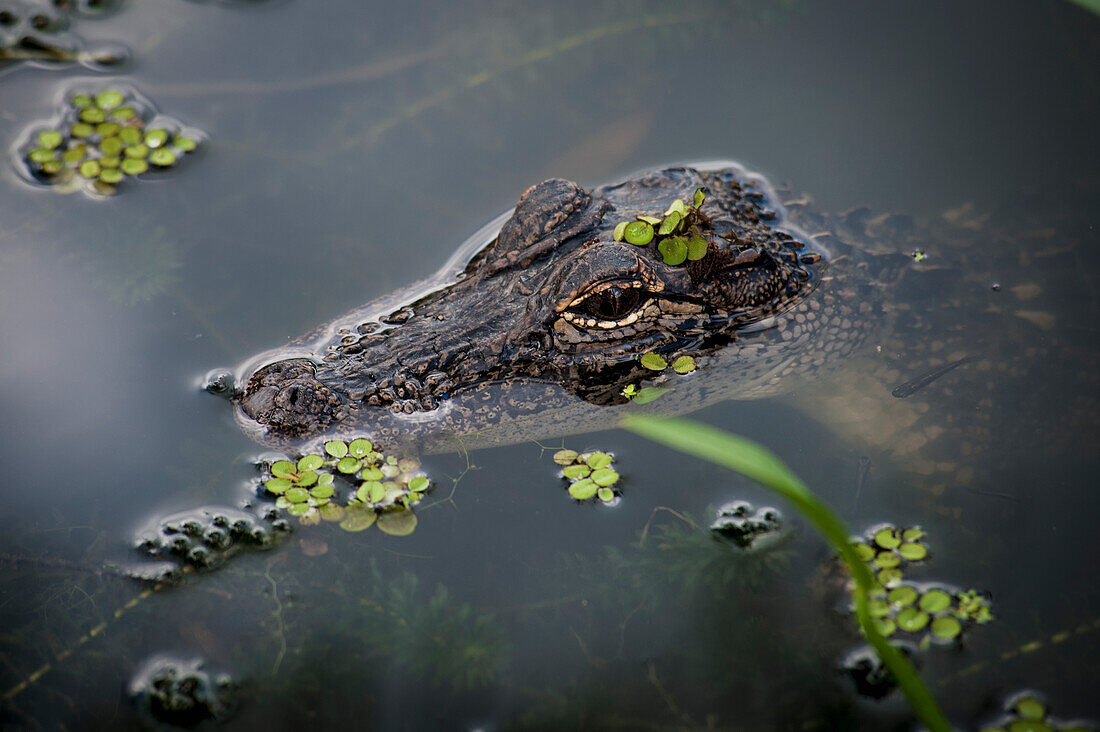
[622,415,952,732]
[1066,0,1100,17]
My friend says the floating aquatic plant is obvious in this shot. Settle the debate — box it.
[981,690,1097,732]
[259,438,431,535]
[15,86,203,197]
[553,449,620,504]
[848,523,993,648]
[613,187,712,266]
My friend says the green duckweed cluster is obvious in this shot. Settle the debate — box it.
[981,691,1096,732]
[849,524,993,647]
[262,438,430,536]
[552,449,620,504]
[621,353,696,403]
[18,88,201,196]
[612,186,711,265]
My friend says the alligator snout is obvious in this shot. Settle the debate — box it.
[239,358,344,436]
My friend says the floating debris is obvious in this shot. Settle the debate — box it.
[553,448,620,504]
[0,0,126,72]
[14,85,203,197]
[131,506,290,578]
[710,500,785,550]
[128,655,236,727]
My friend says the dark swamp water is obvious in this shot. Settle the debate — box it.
[1,0,1098,729]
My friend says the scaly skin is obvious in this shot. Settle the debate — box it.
[233,164,892,453]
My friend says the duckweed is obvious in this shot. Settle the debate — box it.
[554,448,622,505]
[16,87,202,197]
[259,438,431,535]
[611,187,714,266]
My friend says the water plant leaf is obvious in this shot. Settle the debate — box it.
[298,454,324,472]
[568,478,598,500]
[1015,698,1046,721]
[586,452,613,469]
[270,460,296,478]
[340,507,376,532]
[149,148,176,167]
[888,585,918,607]
[79,160,101,178]
[874,527,900,549]
[930,616,961,640]
[348,438,372,457]
[658,236,688,265]
[144,128,168,148]
[95,90,123,110]
[265,478,292,494]
[621,415,951,732]
[285,487,309,504]
[664,199,688,218]
[898,542,927,561]
[640,352,667,371]
[297,470,318,487]
[658,211,682,237]
[896,607,930,632]
[686,233,708,261]
[120,158,148,175]
[591,468,618,486]
[623,221,654,246]
[358,481,385,503]
[325,440,349,458]
[173,135,197,152]
[377,509,417,536]
[100,136,122,156]
[637,215,662,226]
[310,483,334,500]
[632,386,667,404]
[693,187,706,209]
[359,466,384,481]
[919,589,951,614]
[562,464,590,480]
[672,356,696,374]
[552,449,578,465]
[37,130,62,149]
[408,476,429,492]
[119,126,142,145]
[71,123,93,138]
[597,487,614,502]
[613,221,627,242]
[337,457,361,474]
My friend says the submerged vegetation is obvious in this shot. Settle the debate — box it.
[16,87,202,197]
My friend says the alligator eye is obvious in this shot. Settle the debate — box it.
[581,286,643,320]
[562,283,649,329]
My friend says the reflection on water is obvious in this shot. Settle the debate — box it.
[1,0,1098,729]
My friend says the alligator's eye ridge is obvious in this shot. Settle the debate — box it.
[578,285,644,321]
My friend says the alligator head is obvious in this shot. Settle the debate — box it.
[233,165,830,450]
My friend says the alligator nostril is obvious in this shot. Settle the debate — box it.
[285,386,300,406]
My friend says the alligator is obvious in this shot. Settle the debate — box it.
[230,162,1094,478]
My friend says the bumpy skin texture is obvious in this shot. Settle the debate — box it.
[235,165,872,450]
